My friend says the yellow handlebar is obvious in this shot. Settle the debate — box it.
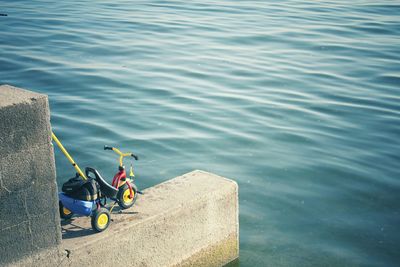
[51,133,138,180]
[113,147,132,167]
[51,132,87,180]
[104,146,138,167]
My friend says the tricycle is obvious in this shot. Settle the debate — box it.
[52,132,141,232]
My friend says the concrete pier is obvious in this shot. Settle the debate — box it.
[0,85,239,267]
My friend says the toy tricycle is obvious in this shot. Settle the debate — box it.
[53,132,140,232]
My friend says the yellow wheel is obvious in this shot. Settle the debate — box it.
[117,183,137,209]
[97,214,108,227]
[123,188,133,203]
[59,201,73,219]
[63,207,72,215]
[91,208,110,232]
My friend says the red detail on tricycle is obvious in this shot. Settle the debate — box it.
[111,170,133,199]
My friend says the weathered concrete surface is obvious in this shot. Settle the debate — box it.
[0,85,61,266]
[60,170,239,267]
[0,85,51,158]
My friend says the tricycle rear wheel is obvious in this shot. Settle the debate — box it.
[59,201,73,219]
[91,208,110,232]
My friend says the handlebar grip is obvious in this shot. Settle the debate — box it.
[85,167,95,178]
[104,145,113,150]
[131,154,139,160]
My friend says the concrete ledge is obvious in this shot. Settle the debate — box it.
[60,170,239,267]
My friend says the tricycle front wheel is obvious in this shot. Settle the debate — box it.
[117,183,137,209]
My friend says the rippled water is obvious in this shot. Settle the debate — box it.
[1,1,400,266]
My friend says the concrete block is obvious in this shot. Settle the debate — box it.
[0,85,61,266]
[61,170,239,267]
[0,220,33,261]
[0,182,59,226]
[30,210,62,249]
[0,156,60,266]
[3,247,65,267]
[0,189,26,230]
[0,201,60,262]
[0,143,57,194]
[0,84,51,158]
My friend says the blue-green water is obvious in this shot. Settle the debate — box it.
[1,1,400,266]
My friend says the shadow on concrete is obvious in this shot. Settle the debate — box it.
[224,258,239,267]
[60,209,139,239]
[116,210,139,215]
[61,218,95,239]
[111,205,139,215]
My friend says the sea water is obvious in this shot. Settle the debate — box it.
[1,1,399,266]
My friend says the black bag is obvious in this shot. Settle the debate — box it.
[62,174,99,201]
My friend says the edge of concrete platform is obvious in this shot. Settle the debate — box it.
[60,170,239,267]
[0,84,48,108]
